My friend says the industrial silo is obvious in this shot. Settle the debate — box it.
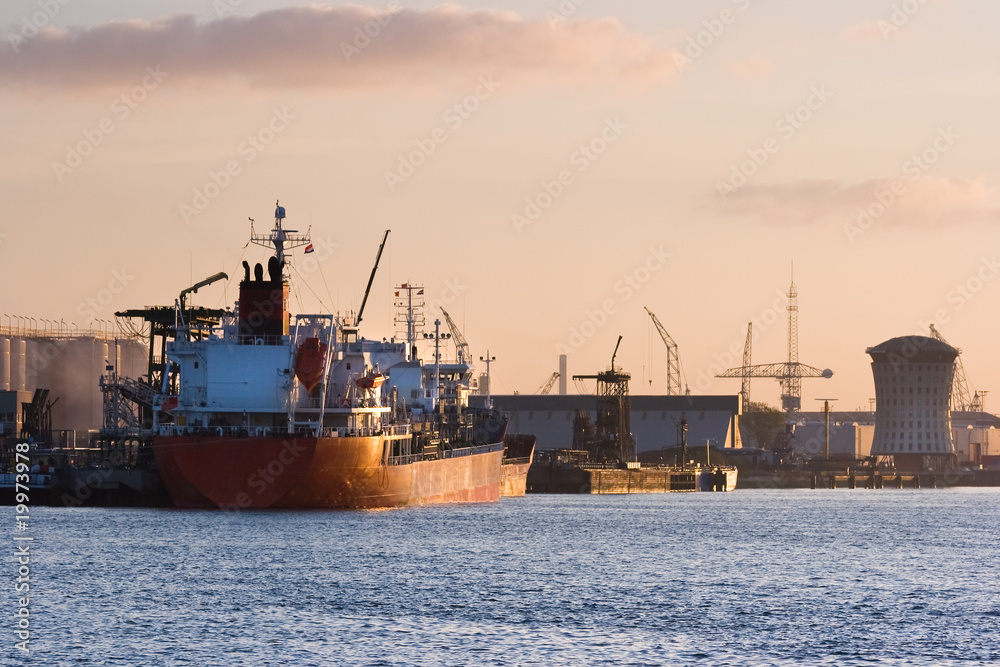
[867,335,958,471]
[0,337,9,391]
[11,338,26,392]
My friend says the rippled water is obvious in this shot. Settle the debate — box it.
[6,489,1000,665]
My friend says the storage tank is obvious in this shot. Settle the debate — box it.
[24,339,39,391]
[11,338,26,392]
[0,337,9,391]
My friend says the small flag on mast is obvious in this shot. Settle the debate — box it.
[304,243,315,254]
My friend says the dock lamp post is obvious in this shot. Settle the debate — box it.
[815,398,837,461]
[479,351,496,409]
[422,320,450,412]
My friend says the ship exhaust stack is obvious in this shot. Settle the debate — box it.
[238,267,288,343]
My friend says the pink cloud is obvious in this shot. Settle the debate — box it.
[0,4,678,93]
[726,55,772,80]
[713,176,1000,228]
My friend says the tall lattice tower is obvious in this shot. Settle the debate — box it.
[783,274,800,411]
[717,269,832,414]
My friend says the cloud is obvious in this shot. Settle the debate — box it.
[726,55,771,80]
[713,176,1000,228]
[0,4,678,93]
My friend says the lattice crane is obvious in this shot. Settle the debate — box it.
[741,322,752,406]
[717,273,832,413]
[440,307,470,364]
[537,372,560,395]
[928,324,984,411]
[644,306,685,395]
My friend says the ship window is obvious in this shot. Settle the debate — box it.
[194,361,199,369]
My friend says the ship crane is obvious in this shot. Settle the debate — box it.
[355,229,390,327]
[644,306,686,395]
[717,271,832,413]
[440,307,470,364]
[178,272,228,313]
[537,372,559,395]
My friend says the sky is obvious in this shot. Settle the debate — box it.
[2,0,998,411]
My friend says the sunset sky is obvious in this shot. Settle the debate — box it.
[2,0,998,411]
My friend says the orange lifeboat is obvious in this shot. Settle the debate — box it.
[355,370,386,390]
[294,338,328,392]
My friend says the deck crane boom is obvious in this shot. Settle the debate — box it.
[179,272,228,312]
[644,306,684,395]
[355,229,390,327]
[440,307,470,364]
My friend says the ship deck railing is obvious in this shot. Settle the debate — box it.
[156,424,411,438]
[0,473,52,489]
[237,335,285,346]
[443,442,505,459]
[502,456,532,466]
[386,442,504,467]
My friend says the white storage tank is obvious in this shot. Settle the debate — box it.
[0,337,9,391]
[11,338,26,392]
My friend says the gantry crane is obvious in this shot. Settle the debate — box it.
[537,372,560,395]
[440,307,470,364]
[644,306,685,395]
[717,272,832,413]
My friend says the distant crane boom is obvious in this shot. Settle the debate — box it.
[440,307,470,364]
[741,322,752,406]
[537,372,560,394]
[717,272,831,413]
[644,306,683,395]
[928,324,975,411]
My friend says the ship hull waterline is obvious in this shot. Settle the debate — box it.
[153,434,505,509]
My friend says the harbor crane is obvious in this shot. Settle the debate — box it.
[644,306,686,395]
[440,307,470,364]
[740,322,752,407]
[928,324,986,412]
[537,372,559,395]
[572,336,634,463]
[717,272,832,413]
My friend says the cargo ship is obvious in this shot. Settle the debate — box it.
[152,204,522,509]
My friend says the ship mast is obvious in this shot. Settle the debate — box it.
[249,201,311,280]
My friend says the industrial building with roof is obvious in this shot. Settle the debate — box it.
[487,394,742,456]
[866,335,959,470]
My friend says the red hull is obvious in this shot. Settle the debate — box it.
[153,434,504,509]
